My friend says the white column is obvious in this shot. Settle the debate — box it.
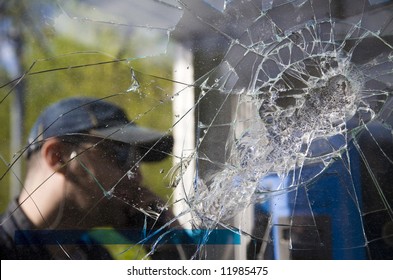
[171,42,195,229]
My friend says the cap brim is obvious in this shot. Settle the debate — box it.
[90,124,173,162]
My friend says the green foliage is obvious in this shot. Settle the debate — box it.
[0,83,11,211]
[88,228,150,260]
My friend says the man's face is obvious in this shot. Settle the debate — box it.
[66,138,142,227]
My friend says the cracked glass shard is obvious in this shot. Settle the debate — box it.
[203,0,229,12]
[1,0,393,261]
[56,0,182,58]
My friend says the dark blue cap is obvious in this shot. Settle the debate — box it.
[26,97,173,161]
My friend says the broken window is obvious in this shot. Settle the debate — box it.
[1,0,393,260]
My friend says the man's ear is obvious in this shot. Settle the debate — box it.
[40,138,69,172]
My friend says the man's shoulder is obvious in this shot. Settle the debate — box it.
[0,210,18,259]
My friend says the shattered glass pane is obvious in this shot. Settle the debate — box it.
[175,0,393,259]
[1,0,393,260]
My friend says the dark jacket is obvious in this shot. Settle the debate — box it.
[0,200,112,260]
[0,199,192,260]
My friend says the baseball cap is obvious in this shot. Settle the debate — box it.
[26,97,173,162]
